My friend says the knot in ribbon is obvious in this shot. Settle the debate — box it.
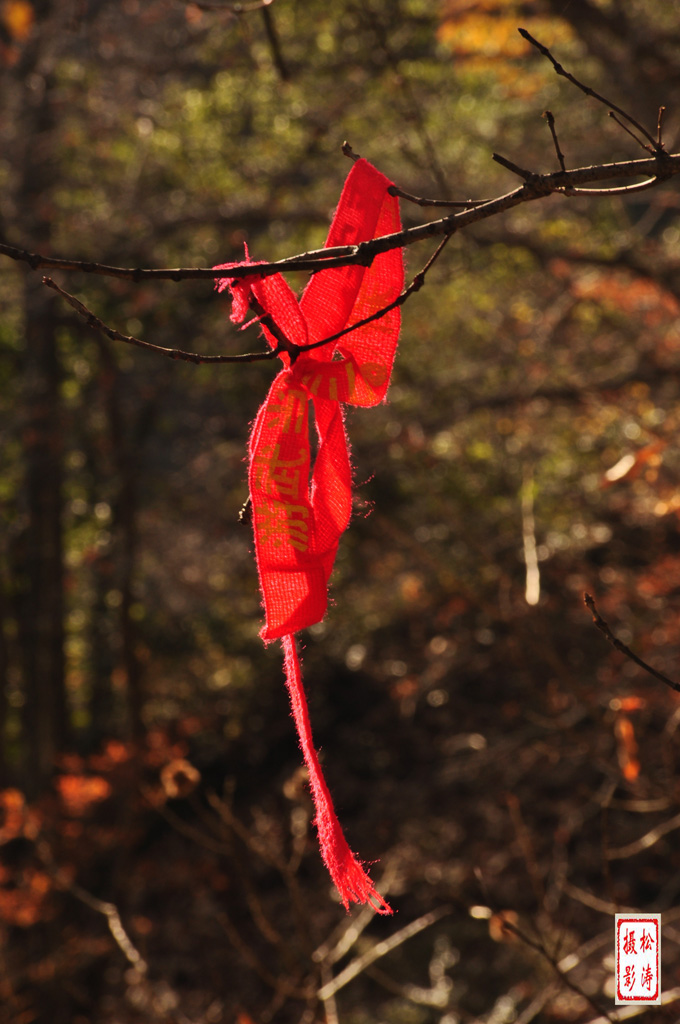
[216,159,403,912]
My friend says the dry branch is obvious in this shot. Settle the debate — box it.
[584,594,680,694]
[3,32,679,386]
[2,155,679,285]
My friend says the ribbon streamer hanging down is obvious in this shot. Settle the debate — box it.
[216,158,403,912]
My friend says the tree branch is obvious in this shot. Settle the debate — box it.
[316,906,452,1002]
[300,233,451,355]
[42,278,278,365]
[182,0,277,13]
[606,811,680,861]
[3,154,679,284]
[43,233,451,366]
[584,593,680,694]
[543,110,566,172]
[518,27,660,152]
[387,184,493,208]
[37,839,148,973]
[500,917,615,1023]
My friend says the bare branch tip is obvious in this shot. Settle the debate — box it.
[342,141,360,162]
[657,105,667,148]
[542,109,566,171]
[584,591,680,694]
[42,276,62,296]
[518,27,553,63]
[608,111,656,154]
[492,152,533,181]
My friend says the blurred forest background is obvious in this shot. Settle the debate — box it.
[3,1,680,1022]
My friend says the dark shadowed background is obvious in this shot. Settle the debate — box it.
[2,1,680,1021]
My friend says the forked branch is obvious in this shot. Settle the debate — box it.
[518,28,660,152]
[2,157,678,290]
[42,233,451,365]
[2,34,678,365]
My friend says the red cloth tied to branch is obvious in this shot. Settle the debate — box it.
[216,159,403,913]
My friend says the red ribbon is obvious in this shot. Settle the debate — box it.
[216,159,402,912]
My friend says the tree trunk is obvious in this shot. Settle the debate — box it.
[11,43,68,791]
[16,277,67,791]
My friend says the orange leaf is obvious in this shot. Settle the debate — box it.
[57,774,112,816]
[0,788,25,842]
[1,1,34,41]
[619,696,646,713]
[615,714,640,782]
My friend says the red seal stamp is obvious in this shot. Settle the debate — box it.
[615,914,661,1005]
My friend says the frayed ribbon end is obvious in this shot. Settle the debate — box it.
[324,844,393,915]
[282,634,392,915]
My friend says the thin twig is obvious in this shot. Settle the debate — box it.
[554,177,661,198]
[312,903,376,965]
[658,106,667,148]
[514,985,558,1024]
[520,470,540,608]
[360,6,450,195]
[3,154,678,283]
[261,2,289,82]
[45,231,450,366]
[341,141,361,162]
[42,277,278,365]
[543,110,566,172]
[507,791,543,904]
[206,790,284,869]
[145,790,231,855]
[363,963,452,1008]
[184,0,275,12]
[519,28,659,152]
[317,906,452,1001]
[608,112,652,155]
[563,883,636,916]
[606,811,680,861]
[216,907,311,999]
[492,152,535,180]
[204,790,315,968]
[312,860,399,966]
[301,233,451,354]
[318,961,340,1024]
[584,593,680,694]
[501,919,615,1023]
[557,919,627,969]
[600,779,616,909]
[582,986,680,1023]
[238,494,252,525]
[387,185,492,208]
[248,294,297,360]
[37,839,148,973]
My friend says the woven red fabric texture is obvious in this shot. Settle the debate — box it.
[215,159,402,911]
[216,158,403,639]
